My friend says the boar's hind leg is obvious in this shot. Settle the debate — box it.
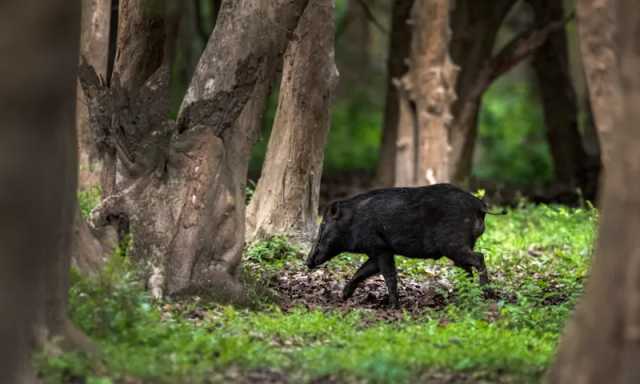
[343,257,379,300]
[377,253,400,308]
[449,248,490,286]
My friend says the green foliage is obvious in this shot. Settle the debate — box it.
[38,204,597,383]
[246,236,303,265]
[475,81,553,185]
[77,186,101,218]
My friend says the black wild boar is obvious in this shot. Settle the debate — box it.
[306,183,501,308]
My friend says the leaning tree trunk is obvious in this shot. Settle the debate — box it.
[0,0,93,381]
[245,0,339,248]
[548,3,640,382]
[394,0,458,187]
[447,0,515,185]
[529,0,596,200]
[375,0,414,187]
[77,0,111,190]
[575,0,620,172]
[81,0,309,299]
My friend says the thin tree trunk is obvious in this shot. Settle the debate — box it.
[575,0,620,172]
[0,0,89,381]
[394,0,458,187]
[548,3,640,382]
[529,0,595,200]
[375,0,414,187]
[336,0,371,97]
[246,0,339,248]
[448,0,515,185]
[81,0,310,299]
[78,0,111,190]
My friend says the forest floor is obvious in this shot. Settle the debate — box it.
[39,201,597,383]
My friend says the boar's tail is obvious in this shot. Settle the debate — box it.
[481,207,507,215]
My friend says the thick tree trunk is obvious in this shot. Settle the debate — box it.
[246,0,339,248]
[0,0,87,381]
[78,0,111,190]
[81,0,309,299]
[448,0,515,185]
[375,0,414,187]
[394,0,458,187]
[548,3,640,382]
[575,0,620,172]
[529,0,596,200]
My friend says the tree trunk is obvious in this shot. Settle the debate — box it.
[575,0,620,173]
[0,0,88,381]
[394,0,458,187]
[548,3,640,382]
[375,0,414,187]
[448,0,515,185]
[529,0,596,200]
[246,0,339,248]
[78,0,112,190]
[81,0,310,299]
[336,0,371,97]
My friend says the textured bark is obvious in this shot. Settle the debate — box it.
[529,0,598,200]
[81,0,309,299]
[575,0,620,171]
[548,3,640,382]
[0,0,85,381]
[246,0,339,248]
[448,0,515,185]
[78,0,111,190]
[375,0,414,187]
[394,0,458,187]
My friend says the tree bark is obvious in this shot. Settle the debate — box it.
[336,0,371,97]
[81,0,309,299]
[548,3,640,382]
[0,0,88,381]
[394,0,458,187]
[575,0,620,172]
[375,0,414,187]
[529,0,597,200]
[246,0,339,248]
[448,0,515,185]
[78,0,112,190]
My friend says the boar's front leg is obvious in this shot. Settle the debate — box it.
[343,257,379,300]
[377,253,399,308]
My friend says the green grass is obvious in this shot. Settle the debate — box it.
[37,202,597,383]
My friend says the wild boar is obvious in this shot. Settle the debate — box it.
[306,183,501,308]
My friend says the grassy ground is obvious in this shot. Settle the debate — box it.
[38,202,597,383]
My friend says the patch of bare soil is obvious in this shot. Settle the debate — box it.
[265,265,452,319]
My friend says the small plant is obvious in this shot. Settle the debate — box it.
[245,235,303,264]
[78,185,102,218]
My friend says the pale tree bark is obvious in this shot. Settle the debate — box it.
[246,0,339,248]
[81,0,310,299]
[375,0,414,187]
[575,0,620,171]
[0,0,93,381]
[394,0,458,187]
[529,0,598,201]
[548,3,640,382]
[78,0,111,190]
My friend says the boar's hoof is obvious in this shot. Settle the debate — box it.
[342,284,355,301]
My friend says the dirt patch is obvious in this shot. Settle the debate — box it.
[267,266,452,318]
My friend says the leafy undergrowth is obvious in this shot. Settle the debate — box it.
[37,203,597,383]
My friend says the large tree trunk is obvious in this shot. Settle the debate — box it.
[548,3,640,382]
[81,0,309,299]
[0,0,87,381]
[394,0,458,187]
[246,0,339,248]
[375,0,414,187]
[78,0,112,190]
[529,0,597,201]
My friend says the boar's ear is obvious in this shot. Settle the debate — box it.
[328,201,341,220]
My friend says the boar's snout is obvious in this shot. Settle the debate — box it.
[306,244,319,269]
